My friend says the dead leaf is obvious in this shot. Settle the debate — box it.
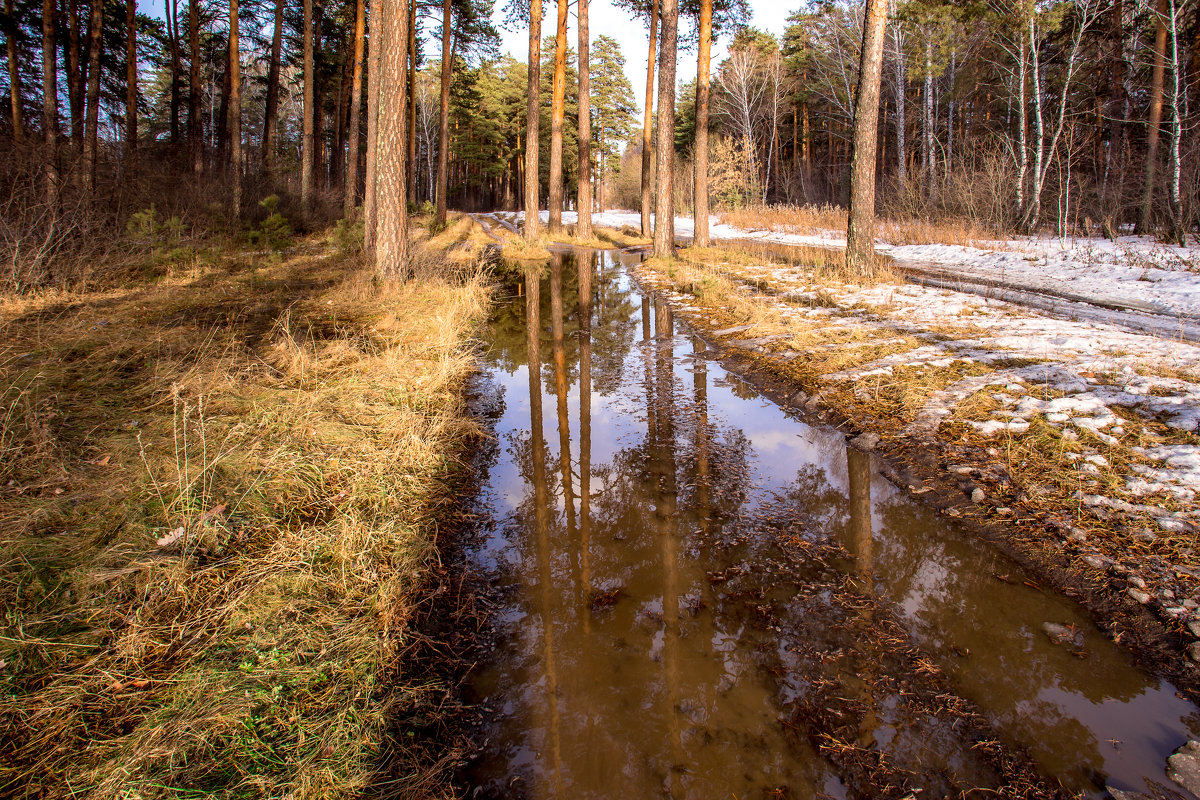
[199,504,226,524]
[156,526,186,548]
[129,679,150,689]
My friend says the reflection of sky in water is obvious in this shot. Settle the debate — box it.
[468,251,1200,798]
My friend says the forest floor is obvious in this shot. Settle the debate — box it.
[0,215,492,798]
[624,236,1200,695]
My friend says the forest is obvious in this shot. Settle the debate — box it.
[2,0,1198,287]
[5,0,1200,796]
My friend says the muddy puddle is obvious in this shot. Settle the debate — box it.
[460,247,1200,798]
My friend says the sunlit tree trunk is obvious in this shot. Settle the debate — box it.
[640,0,659,237]
[652,0,677,258]
[42,0,59,206]
[890,21,906,183]
[228,0,241,214]
[435,0,451,227]
[547,0,568,233]
[262,0,283,171]
[406,0,416,202]
[83,0,102,191]
[5,0,23,144]
[846,0,888,271]
[1166,0,1183,243]
[364,0,381,251]
[188,0,201,173]
[124,0,137,158]
[576,0,593,239]
[344,0,366,215]
[693,0,711,247]
[1138,0,1168,234]
[524,0,542,240]
[301,0,315,209]
[373,0,409,278]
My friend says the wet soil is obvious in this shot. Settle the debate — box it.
[453,247,1200,799]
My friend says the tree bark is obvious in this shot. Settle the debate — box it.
[1138,0,1168,234]
[125,0,137,158]
[262,0,283,171]
[692,0,711,247]
[364,0,381,251]
[6,0,23,143]
[189,0,201,172]
[229,0,241,214]
[435,0,451,227]
[43,0,59,206]
[373,0,409,278]
[166,0,179,140]
[301,0,315,209]
[1166,0,1183,243]
[547,0,568,233]
[640,0,659,237]
[846,0,888,271]
[83,0,102,191]
[406,0,416,202]
[576,0,593,239]
[651,0,677,258]
[67,0,83,145]
[344,0,366,215]
[891,22,906,183]
[524,0,542,240]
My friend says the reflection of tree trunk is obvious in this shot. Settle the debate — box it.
[846,446,873,584]
[550,254,578,603]
[653,296,681,790]
[527,267,564,797]
[845,444,878,748]
[578,254,593,635]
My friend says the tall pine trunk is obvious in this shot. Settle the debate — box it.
[42,0,59,206]
[373,0,409,278]
[891,22,906,183]
[83,0,102,191]
[166,0,179,140]
[576,0,592,239]
[228,0,241,214]
[846,0,888,271]
[523,0,542,240]
[262,0,283,171]
[406,0,416,202]
[435,0,451,227]
[547,0,568,233]
[1166,0,1183,243]
[301,0,315,208]
[6,0,24,143]
[692,0,711,247]
[125,0,137,158]
[651,0,677,258]
[344,0,365,215]
[188,0,201,172]
[364,0,381,251]
[640,0,659,237]
[1138,0,1168,234]
[68,0,83,145]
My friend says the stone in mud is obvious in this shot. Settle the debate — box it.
[1128,588,1152,605]
[790,390,809,406]
[1082,554,1109,569]
[850,431,881,452]
[1168,741,1200,795]
[1188,619,1200,638]
[1041,622,1084,648]
[1189,642,1200,663]
[1130,575,1147,590]
[970,487,986,504]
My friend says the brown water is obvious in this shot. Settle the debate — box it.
[463,248,1200,798]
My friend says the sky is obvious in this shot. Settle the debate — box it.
[491,0,796,112]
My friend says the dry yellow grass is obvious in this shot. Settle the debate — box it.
[719,204,1002,249]
[0,220,490,798]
